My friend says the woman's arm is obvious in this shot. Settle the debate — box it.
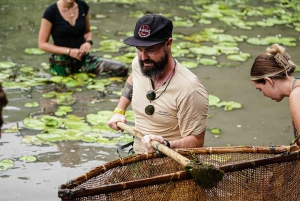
[79,14,92,55]
[38,18,82,60]
[38,18,70,55]
[290,87,300,133]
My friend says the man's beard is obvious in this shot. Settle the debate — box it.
[138,50,169,79]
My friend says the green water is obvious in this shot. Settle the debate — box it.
[1,0,300,200]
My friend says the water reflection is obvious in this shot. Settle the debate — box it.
[37,141,117,167]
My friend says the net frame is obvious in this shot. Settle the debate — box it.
[58,145,300,201]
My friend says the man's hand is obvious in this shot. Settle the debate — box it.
[141,134,164,152]
[107,113,126,131]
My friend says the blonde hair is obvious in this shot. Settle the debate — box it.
[250,44,296,82]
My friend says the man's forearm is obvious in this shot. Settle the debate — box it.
[169,131,205,149]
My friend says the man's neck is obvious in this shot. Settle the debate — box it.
[151,58,176,89]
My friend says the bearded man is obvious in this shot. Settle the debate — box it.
[107,14,208,154]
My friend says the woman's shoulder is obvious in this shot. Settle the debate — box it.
[42,3,58,21]
[77,0,89,8]
[77,0,89,13]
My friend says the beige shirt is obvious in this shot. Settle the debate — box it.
[131,56,208,153]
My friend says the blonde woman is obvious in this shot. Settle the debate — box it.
[250,44,300,145]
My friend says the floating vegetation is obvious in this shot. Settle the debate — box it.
[227,52,251,62]
[0,159,14,172]
[24,48,46,55]
[19,156,37,162]
[208,95,221,106]
[198,58,218,66]
[24,102,39,108]
[216,101,243,111]
[2,0,300,172]
[86,0,149,4]
[0,61,16,69]
[90,25,98,30]
[209,95,242,111]
[246,36,297,47]
[181,60,198,69]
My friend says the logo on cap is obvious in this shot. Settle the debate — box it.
[138,25,151,38]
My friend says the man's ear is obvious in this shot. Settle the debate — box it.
[166,38,172,50]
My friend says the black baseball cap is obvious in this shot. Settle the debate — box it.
[124,14,173,47]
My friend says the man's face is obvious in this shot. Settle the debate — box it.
[137,42,169,79]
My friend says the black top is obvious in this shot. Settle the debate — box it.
[42,0,89,48]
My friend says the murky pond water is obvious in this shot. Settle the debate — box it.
[1,0,300,200]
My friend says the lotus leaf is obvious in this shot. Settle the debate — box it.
[112,56,134,64]
[227,53,250,62]
[49,76,64,83]
[64,121,92,132]
[199,58,218,66]
[21,136,44,146]
[55,111,67,116]
[24,48,46,55]
[42,91,56,98]
[57,106,73,113]
[23,115,62,130]
[190,46,220,56]
[181,61,199,69]
[208,95,221,106]
[0,159,14,172]
[2,81,33,89]
[199,19,212,25]
[62,130,85,141]
[20,66,35,73]
[86,83,106,91]
[66,114,85,122]
[19,156,37,162]
[210,127,221,134]
[56,93,76,105]
[90,25,98,30]
[36,133,63,142]
[216,101,242,111]
[0,61,15,68]
[25,102,39,108]
[82,133,101,142]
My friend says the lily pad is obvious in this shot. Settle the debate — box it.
[198,58,218,66]
[0,61,16,68]
[216,101,242,111]
[24,102,39,108]
[209,95,221,106]
[0,159,14,172]
[24,48,46,55]
[19,156,37,162]
[23,115,63,130]
[181,61,198,69]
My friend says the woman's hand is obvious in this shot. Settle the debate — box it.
[68,48,83,61]
[79,42,92,56]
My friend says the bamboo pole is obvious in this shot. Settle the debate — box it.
[117,122,192,167]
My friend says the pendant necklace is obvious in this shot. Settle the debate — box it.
[69,7,74,17]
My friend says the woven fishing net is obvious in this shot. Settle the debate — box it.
[58,145,300,201]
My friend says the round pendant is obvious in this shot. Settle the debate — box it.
[145,105,155,115]
[146,90,156,101]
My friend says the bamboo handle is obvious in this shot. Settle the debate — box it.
[117,122,191,167]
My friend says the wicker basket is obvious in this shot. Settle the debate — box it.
[58,145,300,201]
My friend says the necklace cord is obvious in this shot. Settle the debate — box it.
[152,58,177,101]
